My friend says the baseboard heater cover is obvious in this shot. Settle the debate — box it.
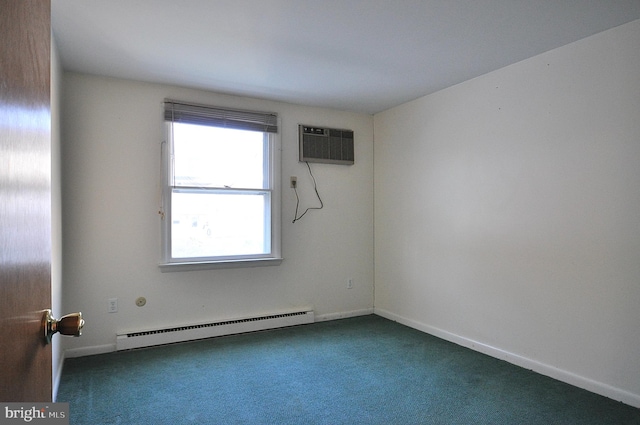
[116,310,314,351]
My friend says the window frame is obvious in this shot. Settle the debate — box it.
[159,101,282,272]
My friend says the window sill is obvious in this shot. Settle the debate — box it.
[159,257,283,272]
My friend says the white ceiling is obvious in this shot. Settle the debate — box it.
[52,0,640,114]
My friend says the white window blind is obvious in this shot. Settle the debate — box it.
[164,100,278,133]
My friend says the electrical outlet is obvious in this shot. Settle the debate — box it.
[347,278,353,289]
[108,298,118,313]
[290,176,297,188]
[136,297,147,307]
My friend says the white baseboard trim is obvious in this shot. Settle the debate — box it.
[61,309,373,358]
[65,344,116,359]
[374,308,640,409]
[315,308,374,322]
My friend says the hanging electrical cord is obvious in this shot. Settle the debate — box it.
[292,161,323,223]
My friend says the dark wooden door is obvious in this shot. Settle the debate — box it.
[0,0,53,402]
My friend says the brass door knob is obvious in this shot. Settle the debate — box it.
[43,309,84,344]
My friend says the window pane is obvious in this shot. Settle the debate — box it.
[172,123,265,189]
[171,190,270,258]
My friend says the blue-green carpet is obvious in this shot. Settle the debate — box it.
[57,315,640,424]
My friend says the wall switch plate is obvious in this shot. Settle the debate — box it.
[108,298,118,313]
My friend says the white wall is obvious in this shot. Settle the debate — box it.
[374,19,640,407]
[61,74,374,354]
[50,36,63,400]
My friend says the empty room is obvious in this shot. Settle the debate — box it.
[2,0,639,423]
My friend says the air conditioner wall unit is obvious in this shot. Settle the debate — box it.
[299,125,354,165]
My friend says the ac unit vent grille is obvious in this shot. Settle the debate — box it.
[299,125,354,165]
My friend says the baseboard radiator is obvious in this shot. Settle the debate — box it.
[116,309,314,351]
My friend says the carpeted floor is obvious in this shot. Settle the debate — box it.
[57,315,640,424]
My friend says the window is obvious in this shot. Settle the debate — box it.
[160,100,281,270]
